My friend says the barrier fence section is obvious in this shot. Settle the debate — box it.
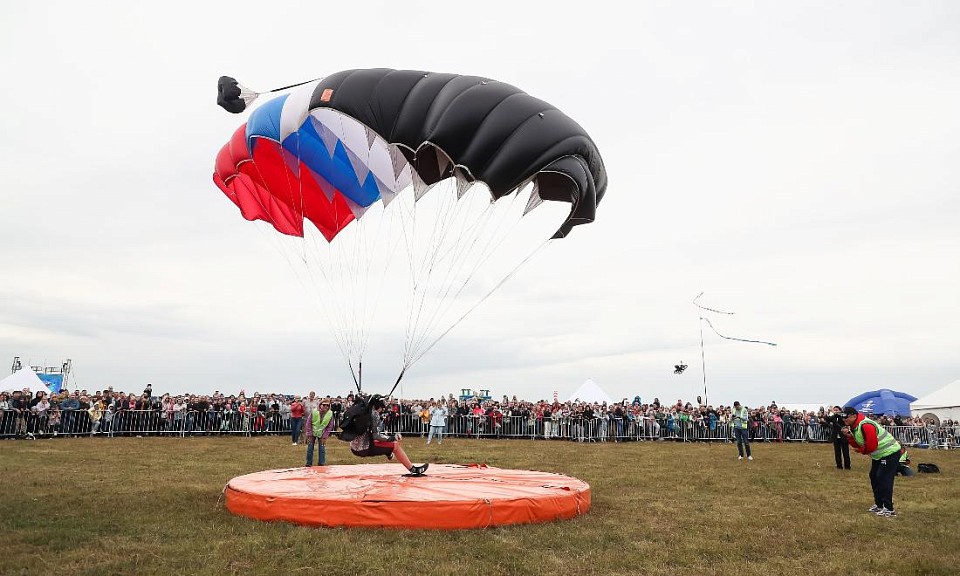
[1,409,956,449]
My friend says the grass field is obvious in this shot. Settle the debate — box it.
[1,435,957,576]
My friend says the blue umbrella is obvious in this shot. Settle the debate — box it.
[844,389,917,416]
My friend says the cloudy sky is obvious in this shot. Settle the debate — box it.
[2,1,958,406]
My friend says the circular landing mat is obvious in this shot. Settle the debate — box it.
[225,463,590,529]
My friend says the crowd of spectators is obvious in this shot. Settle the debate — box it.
[1,384,957,449]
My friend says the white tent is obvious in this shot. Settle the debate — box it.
[0,367,47,394]
[566,379,614,405]
[911,379,960,421]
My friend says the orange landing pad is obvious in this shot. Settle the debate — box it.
[225,463,590,529]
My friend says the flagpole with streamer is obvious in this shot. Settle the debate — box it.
[694,292,777,406]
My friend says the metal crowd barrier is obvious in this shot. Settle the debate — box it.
[1,408,957,448]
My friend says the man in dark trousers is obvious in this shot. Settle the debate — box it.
[842,406,902,517]
[823,406,851,470]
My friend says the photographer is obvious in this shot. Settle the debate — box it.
[841,406,902,517]
[822,406,851,470]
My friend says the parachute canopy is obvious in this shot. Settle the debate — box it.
[214,69,606,240]
[212,69,607,387]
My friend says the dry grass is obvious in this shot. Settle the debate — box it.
[1,435,957,576]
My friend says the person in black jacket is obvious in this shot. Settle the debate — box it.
[823,405,851,470]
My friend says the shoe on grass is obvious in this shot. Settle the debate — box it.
[867,505,881,513]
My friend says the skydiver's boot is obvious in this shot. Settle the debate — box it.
[408,463,429,476]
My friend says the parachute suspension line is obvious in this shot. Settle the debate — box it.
[403,184,478,363]
[347,359,361,394]
[386,367,406,399]
[303,183,407,379]
[405,187,536,366]
[297,154,365,371]
[396,181,554,373]
[243,200,358,383]
[293,145,355,368]
[242,155,354,372]
[342,216,366,365]
[427,185,531,347]
[340,217,361,363]
[402,181,494,368]
[264,77,323,94]
[417,190,510,327]
[399,181,436,370]
[405,185,527,364]
[442,186,532,294]
[354,203,399,364]
[404,237,553,369]
[302,223,355,371]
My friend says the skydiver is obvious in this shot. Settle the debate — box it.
[349,396,429,476]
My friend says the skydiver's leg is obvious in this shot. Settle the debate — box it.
[390,438,414,469]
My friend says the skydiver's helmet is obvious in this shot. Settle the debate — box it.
[368,395,385,411]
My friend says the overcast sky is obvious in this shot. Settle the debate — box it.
[1,1,958,406]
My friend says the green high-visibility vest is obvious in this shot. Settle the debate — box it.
[733,407,749,429]
[853,416,901,460]
[312,409,333,436]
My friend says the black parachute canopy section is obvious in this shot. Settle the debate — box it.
[217,68,607,238]
[308,69,606,238]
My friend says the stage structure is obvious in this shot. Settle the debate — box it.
[11,357,72,393]
[459,388,492,403]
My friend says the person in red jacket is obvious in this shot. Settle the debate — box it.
[289,397,304,445]
[841,406,903,517]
